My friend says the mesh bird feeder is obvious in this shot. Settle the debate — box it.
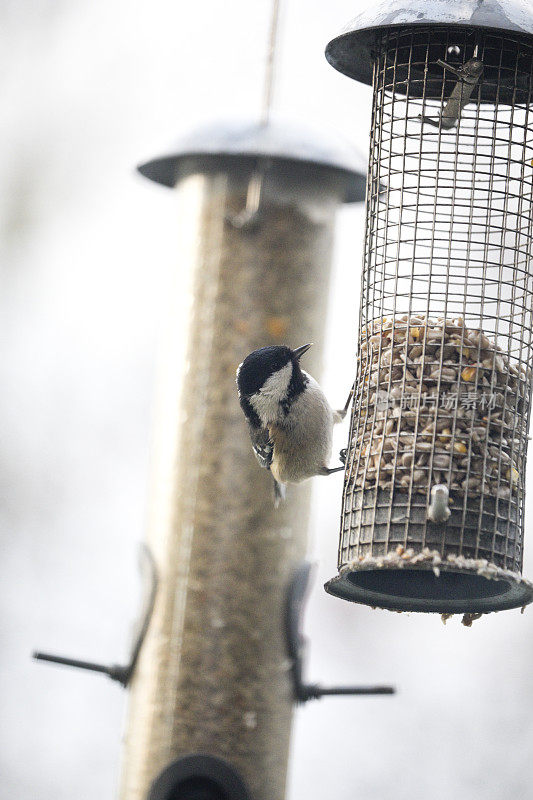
[325,0,533,614]
[118,119,366,800]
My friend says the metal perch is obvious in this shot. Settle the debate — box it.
[33,544,157,686]
[419,55,484,130]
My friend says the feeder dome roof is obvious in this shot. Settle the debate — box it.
[326,0,533,84]
[137,118,367,203]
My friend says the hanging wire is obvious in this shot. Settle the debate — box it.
[261,0,281,126]
[227,0,282,230]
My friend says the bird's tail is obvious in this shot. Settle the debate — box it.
[273,479,286,508]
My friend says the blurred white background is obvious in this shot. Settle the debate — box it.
[2,1,533,798]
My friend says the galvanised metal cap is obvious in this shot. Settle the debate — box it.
[326,0,533,86]
[137,118,367,203]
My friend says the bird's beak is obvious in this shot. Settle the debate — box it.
[293,343,313,360]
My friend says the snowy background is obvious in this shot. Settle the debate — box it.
[2,1,533,798]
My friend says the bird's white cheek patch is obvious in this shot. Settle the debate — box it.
[261,361,292,396]
[249,362,292,423]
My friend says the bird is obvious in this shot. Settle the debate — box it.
[236,343,352,505]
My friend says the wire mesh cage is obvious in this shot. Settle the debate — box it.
[325,10,533,613]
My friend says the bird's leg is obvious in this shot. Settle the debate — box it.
[332,386,354,467]
[335,382,355,422]
[343,382,355,414]
[321,465,345,476]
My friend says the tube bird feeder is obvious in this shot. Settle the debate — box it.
[118,119,366,800]
[325,1,533,615]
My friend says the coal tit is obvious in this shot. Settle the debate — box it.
[236,343,352,505]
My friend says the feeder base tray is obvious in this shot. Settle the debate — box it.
[325,557,533,614]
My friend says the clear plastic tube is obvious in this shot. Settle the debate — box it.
[118,162,346,800]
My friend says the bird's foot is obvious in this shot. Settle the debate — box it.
[322,465,345,476]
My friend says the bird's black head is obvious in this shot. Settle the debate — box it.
[236,343,311,398]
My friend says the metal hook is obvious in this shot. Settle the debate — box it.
[33,544,158,687]
[428,484,451,524]
[419,53,484,130]
[284,561,395,702]
[226,162,269,231]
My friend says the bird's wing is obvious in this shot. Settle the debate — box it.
[248,424,274,470]
[248,423,286,507]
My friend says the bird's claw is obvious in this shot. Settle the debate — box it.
[339,448,347,465]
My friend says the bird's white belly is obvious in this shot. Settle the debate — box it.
[269,386,334,484]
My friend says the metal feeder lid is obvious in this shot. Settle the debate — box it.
[137,118,367,203]
[326,0,533,85]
